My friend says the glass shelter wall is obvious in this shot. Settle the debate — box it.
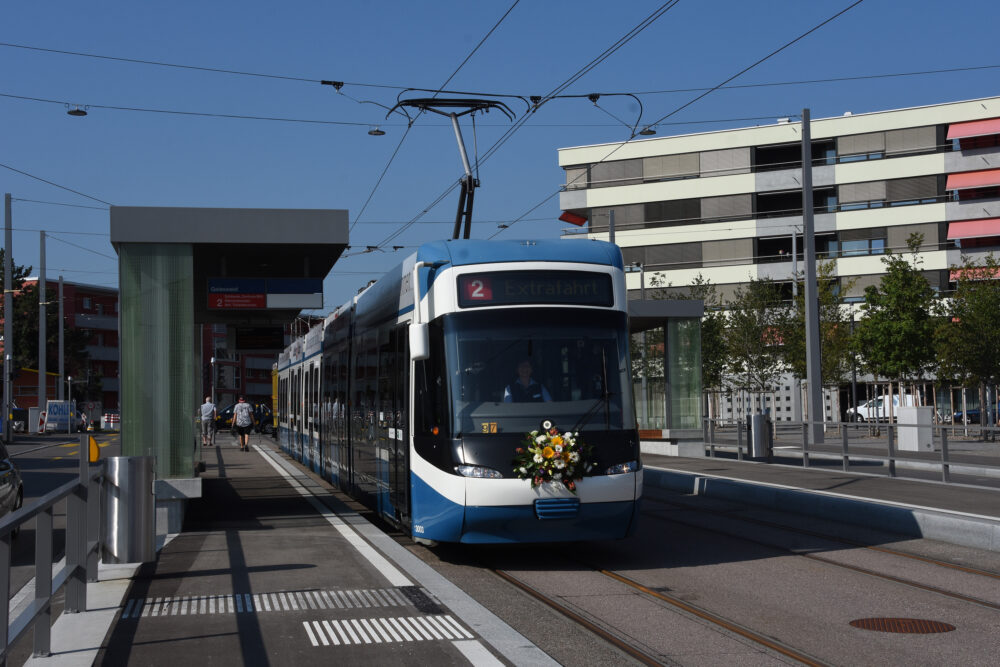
[119,243,195,478]
[632,317,702,431]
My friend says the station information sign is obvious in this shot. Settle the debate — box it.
[208,278,323,310]
[457,271,613,308]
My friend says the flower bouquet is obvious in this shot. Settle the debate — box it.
[513,420,593,493]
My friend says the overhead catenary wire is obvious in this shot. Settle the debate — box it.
[371,0,682,250]
[349,0,521,231]
[4,40,997,100]
[492,0,867,239]
[0,161,113,206]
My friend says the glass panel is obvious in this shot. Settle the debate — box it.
[443,310,635,436]
[668,318,702,429]
[119,243,194,478]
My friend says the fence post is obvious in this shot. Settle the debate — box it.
[66,434,89,613]
[887,424,896,478]
[708,419,716,458]
[87,469,102,582]
[33,508,53,657]
[801,420,810,468]
[736,419,744,461]
[940,427,950,483]
[841,425,849,472]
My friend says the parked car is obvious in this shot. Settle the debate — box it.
[952,408,981,424]
[845,394,915,422]
[215,402,275,435]
[0,441,24,536]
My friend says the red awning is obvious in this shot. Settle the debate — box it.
[950,266,1000,281]
[946,169,1000,190]
[946,218,1000,240]
[947,118,1000,140]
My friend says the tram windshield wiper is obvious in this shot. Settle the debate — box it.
[571,348,613,433]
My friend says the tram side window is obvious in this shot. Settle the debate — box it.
[414,323,449,437]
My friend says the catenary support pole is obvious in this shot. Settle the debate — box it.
[3,194,12,444]
[39,231,47,421]
[801,109,823,444]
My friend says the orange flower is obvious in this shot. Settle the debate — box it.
[542,446,555,459]
[551,435,564,446]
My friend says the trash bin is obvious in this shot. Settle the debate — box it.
[748,413,773,460]
[102,456,156,563]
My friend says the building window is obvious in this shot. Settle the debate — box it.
[82,297,91,310]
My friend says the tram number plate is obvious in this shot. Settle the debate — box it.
[461,276,493,301]
[480,422,498,434]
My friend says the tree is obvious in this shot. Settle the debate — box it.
[934,253,1000,430]
[781,260,856,386]
[0,248,32,295]
[724,277,789,407]
[853,234,938,398]
[11,282,92,385]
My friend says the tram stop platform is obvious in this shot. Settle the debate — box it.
[23,442,1000,665]
[25,435,552,667]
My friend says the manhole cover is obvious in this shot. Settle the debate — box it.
[850,618,955,634]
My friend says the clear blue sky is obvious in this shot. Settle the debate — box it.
[2,0,998,310]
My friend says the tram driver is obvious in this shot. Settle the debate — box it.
[503,359,552,403]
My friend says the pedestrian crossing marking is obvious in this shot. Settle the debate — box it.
[120,586,440,619]
[302,615,474,647]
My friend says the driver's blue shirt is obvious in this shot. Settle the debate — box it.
[503,379,552,403]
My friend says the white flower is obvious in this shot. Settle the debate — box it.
[536,435,546,444]
[554,445,563,453]
[574,431,579,437]
[519,467,527,474]
[570,452,580,462]
[555,459,565,469]
[563,432,573,440]
[529,430,538,437]
[533,454,543,463]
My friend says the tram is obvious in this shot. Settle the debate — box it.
[277,239,642,543]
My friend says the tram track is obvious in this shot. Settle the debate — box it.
[491,559,828,666]
[642,494,1000,612]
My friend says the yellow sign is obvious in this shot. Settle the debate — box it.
[89,436,100,463]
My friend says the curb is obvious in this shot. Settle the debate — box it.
[643,465,1000,552]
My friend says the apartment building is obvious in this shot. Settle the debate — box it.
[558,96,1000,421]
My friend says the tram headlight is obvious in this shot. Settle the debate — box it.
[455,465,503,479]
[604,460,638,475]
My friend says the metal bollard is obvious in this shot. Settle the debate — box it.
[736,419,744,461]
[940,427,950,483]
[841,427,849,472]
[801,421,810,468]
[887,424,896,477]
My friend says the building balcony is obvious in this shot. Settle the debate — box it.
[75,313,118,330]
[85,346,120,361]
[944,146,1000,174]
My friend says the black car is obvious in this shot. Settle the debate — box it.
[215,402,275,435]
[0,442,24,536]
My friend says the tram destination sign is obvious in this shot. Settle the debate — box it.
[457,271,613,308]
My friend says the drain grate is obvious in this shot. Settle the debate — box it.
[849,618,955,634]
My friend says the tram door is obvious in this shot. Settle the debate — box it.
[377,326,409,526]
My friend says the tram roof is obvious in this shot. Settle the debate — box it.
[414,238,624,270]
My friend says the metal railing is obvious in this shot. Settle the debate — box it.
[703,417,1000,486]
[0,434,103,663]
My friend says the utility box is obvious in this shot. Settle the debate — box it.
[897,406,933,452]
[103,456,156,563]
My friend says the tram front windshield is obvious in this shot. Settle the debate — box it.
[442,309,635,436]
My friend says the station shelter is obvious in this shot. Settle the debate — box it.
[110,207,348,531]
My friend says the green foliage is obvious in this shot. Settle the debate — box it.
[0,249,32,293]
[853,234,938,382]
[934,254,1000,385]
[10,282,91,381]
[781,260,855,385]
[724,278,789,393]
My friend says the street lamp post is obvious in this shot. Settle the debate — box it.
[210,357,216,407]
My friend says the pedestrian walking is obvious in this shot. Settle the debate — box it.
[233,396,256,451]
[200,396,216,446]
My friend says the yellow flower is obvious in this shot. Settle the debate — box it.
[542,446,555,459]
[551,436,564,446]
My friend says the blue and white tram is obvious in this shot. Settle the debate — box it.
[280,239,642,543]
